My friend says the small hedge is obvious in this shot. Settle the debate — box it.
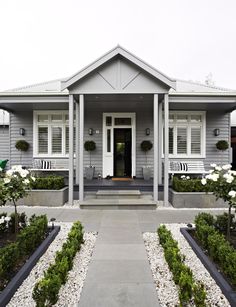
[195,212,236,287]
[172,176,208,192]
[0,215,48,290]
[33,221,84,306]
[158,225,206,306]
[31,176,65,190]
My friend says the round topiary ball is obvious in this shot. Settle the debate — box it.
[216,140,229,151]
[84,140,96,152]
[15,140,30,152]
[140,140,153,152]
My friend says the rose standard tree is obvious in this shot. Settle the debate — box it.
[201,164,236,239]
[0,165,35,234]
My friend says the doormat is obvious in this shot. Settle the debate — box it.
[112,177,133,181]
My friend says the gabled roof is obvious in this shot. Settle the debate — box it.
[61,45,176,90]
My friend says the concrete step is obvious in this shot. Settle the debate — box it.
[79,198,157,209]
[96,189,141,199]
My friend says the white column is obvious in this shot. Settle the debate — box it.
[158,101,163,184]
[79,94,84,201]
[164,94,169,206]
[75,102,79,184]
[69,94,74,206]
[153,94,158,202]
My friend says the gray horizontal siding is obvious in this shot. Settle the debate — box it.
[0,126,9,162]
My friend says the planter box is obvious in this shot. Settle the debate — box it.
[17,187,68,207]
[0,226,60,307]
[169,188,228,208]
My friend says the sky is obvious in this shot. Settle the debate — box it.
[0,0,236,91]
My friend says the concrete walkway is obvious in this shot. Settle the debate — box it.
[0,207,227,307]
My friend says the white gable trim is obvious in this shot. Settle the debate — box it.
[61,46,176,90]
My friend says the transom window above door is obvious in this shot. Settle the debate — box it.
[163,111,206,158]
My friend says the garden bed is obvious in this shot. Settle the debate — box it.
[143,224,230,306]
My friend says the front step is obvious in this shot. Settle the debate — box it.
[96,189,141,199]
[79,198,157,209]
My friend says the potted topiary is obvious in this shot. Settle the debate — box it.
[15,140,30,165]
[141,140,153,180]
[84,140,96,180]
[216,140,229,151]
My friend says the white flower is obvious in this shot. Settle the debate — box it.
[4,216,11,222]
[206,173,219,182]
[210,163,217,168]
[223,173,234,184]
[181,175,186,179]
[215,166,222,171]
[209,169,214,174]
[20,169,29,178]
[186,176,190,180]
[222,164,232,170]
[229,190,236,198]
[31,176,36,182]
[23,179,30,185]
[6,169,14,177]
[201,178,207,185]
[3,178,10,184]
[0,218,5,224]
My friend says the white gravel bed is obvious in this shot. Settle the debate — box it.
[165,224,230,307]
[7,223,97,307]
[144,224,231,307]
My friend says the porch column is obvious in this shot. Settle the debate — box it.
[158,101,163,184]
[153,94,159,202]
[75,102,79,184]
[164,93,169,206]
[69,94,74,206]
[79,94,84,201]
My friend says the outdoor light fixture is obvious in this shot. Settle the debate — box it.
[50,217,56,230]
[214,128,220,136]
[88,128,93,136]
[145,128,150,136]
[19,128,25,136]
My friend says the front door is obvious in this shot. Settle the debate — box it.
[114,128,132,177]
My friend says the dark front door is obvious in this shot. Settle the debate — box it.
[114,128,132,177]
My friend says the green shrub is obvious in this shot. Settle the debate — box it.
[195,212,236,287]
[8,212,27,233]
[214,213,236,233]
[157,225,206,306]
[172,176,208,192]
[0,215,48,289]
[33,221,84,307]
[32,176,64,190]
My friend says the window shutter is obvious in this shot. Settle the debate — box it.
[191,127,201,154]
[52,127,62,154]
[66,126,76,154]
[177,127,187,154]
[38,127,48,153]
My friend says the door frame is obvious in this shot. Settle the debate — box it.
[102,113,136,177]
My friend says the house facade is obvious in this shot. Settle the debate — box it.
[0,46,235,206]
[0,110,9,162]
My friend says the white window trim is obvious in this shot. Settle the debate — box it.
[33,110,70,158]
[162,111,206,158]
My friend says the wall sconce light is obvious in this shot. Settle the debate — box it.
[88,128,93,136]
[19,128,25,136]
[214,128,220,136]
[145,128,150,136]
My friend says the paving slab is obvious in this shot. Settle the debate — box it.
[93,244,147,260]
[96,226,143,244]
[79,283,159,307]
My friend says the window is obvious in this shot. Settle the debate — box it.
[163,112,205,157]
[34,111,76,156]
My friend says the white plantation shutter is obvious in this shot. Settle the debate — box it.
[52,127,62,154]
[38,127,48,153]
[65,126,76,154]
[177,127,187,154]
[191,127,201,154]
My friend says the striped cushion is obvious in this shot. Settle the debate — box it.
[41,160,51,169]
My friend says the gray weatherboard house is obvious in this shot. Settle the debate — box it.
[0,46,235,207]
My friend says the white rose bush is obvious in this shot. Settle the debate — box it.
[0,165,35,234]
[201,163,236,238]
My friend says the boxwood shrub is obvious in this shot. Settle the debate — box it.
[158,225,206,306]
[33,221,84,306]
[172,176,208,192]
[31,176,65,190]
[0,215,48,290]
[195,212,236,287]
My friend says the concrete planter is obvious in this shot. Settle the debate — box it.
[17,187,68,207]
[169,188,228,208]
[85,166,95,180]
[142,166,152,181]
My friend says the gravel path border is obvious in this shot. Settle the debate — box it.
[7,223,97,306]
[144,224,230,307]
